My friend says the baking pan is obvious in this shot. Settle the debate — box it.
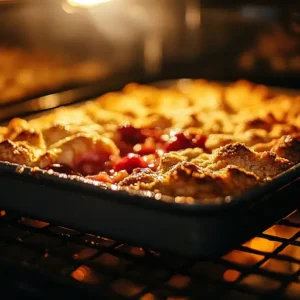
[0,81,299,258]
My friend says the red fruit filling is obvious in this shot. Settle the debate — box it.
[133,137,157,155]
[113,153,147,173]
[163,132,207,152]
[141,128,163,141]
[163,132,192,152]
[74,151,111,176]
[44,128,206,180]
[191,134,207,148]
[118,124,146,144]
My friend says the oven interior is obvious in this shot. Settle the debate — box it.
[0,0,300,298]
[1,0,300,104]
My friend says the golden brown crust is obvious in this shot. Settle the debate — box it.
[271,134,300,163]
[41,123,104,147]
[119,162,260,200]
[211,143,293,178]
[48,133,119,167]
[0,80,299,202]
[0,140,41,166]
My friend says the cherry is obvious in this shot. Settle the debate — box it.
[163,132,193,152]
[118,124,146,145]
[192,134,207,148]
[74,152,110,176]
[163,132,207,152]
[133,138,157,155]
[113,153,147,173]
[134,144,155,155]
[141,128,163,141]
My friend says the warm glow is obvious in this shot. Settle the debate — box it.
[167,274,191,289]
[130,247,145,257]
[223,250,264,266]
[263,226,277,236]
[245,237,276,253]
[71,265,103,285]
[0,210,6,217]
[140,294,156,300]
[67,0,111,7]
[185,0,201,30]
[19,218,49,228]
[223,269,241,282]
[71,266,90,281]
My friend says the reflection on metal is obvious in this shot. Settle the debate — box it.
[61,0,200,72]
[143,32,163,75]
[62,1,76,14]
[241,5,278,21]
[185,0,201,30]
[36,95,60,110]
[184,0,201,58]
[67,0,111,8]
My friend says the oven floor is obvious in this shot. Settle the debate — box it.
[0,209,300,300]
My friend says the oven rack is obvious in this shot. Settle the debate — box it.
[0,205,300,299]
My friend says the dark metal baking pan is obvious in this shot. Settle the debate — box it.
[0,81,299,258]
[0,162,299,258]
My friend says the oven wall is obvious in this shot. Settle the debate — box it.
[0,0,299,100]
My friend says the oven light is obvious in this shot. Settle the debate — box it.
[67,0,111,7]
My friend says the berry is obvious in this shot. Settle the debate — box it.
[192,134,207,148]
[163,132,193,152]
[75,152,110,175]
[113,153,147,173]
[118,124,145,144]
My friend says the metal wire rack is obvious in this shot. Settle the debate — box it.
[0,206,300,300]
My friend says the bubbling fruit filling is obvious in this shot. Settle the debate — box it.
[45,125,207,184]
